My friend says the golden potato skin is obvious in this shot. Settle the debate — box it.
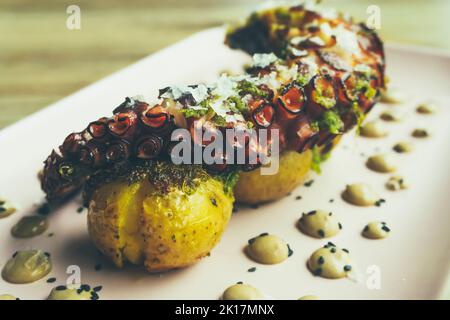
[87,165,234,272]
[234,150,312,204]
[234,135,342,205]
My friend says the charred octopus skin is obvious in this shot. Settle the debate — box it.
[41,5,385,202]
[227,4,385,203]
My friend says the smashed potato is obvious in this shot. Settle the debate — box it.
[87,162,234,272]
[234,137,342,204]
[234,150,312,204]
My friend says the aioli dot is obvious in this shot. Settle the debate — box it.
[393,141,413,153]
[307,243,354,279]
[360,120,388,138]
[2,250,52,284]
[342,183,379,206]
[298,210,342,238]
[246,234,290,265]
[11,215,49,238]
[222,283,264,300]
[362,221,391,239]
[366,154,397,173]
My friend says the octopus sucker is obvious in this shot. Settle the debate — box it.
[40,4,385,271]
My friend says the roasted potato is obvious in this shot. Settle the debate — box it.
[234,150,312,204]
[234,137,342,204]
[87,162,235,272]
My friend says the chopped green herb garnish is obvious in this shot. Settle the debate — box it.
[237,80,267,98]
[321,110,343,134]
[311,145,322,174]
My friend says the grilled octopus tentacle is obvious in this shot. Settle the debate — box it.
[41,5,385,202]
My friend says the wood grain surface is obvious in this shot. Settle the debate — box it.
[1,0,449,128]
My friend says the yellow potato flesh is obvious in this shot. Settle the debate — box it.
[88,174,233,272]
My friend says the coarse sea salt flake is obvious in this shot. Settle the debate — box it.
[252,53,278,68]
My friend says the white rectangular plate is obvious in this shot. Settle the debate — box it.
[0,27,449,300]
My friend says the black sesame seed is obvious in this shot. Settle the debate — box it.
[287,244,294,257]
[364,225,369,232]
[328,212,332,216]
[307,210,316,215]
[314,268,322,276]
[344,265,352,272]
[259,232,269,237]
[248,237,256,245]
[93,286,103,292]
[46,277,56,283]
[295,196,302,200]
[55,285,66,291]
[44,252,51,257]
[318,256,325,265]
[237,281,243,284]
[12,251,18,258]
[330,247,336,253]
[381,225,391,232]
[48,232,54,237]
[327,242,335,247]
[342,248,349,253]
[76,207,84,213]
[304,180,314,187]
[90,292,99,300]
[329,199,334,203]
[318,229,325,238]
[80,284,91,291]
[248,267,257,273]
[338,223,342,230]
[375,199,386,207]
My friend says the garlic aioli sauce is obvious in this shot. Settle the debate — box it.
[307,242,353,279]
[1,250,52,284]
[342,183,379,206]
[393,141,414,153]
[0,199,16,219]
[11,215,49,238]
[246,233,291,264]
[222,283,264,300]
[360,120,388,138]
[298,210,342,238]
[366,154,397,173]
[362,221,391,239]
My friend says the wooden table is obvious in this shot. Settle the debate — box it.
[1,0,449,128]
